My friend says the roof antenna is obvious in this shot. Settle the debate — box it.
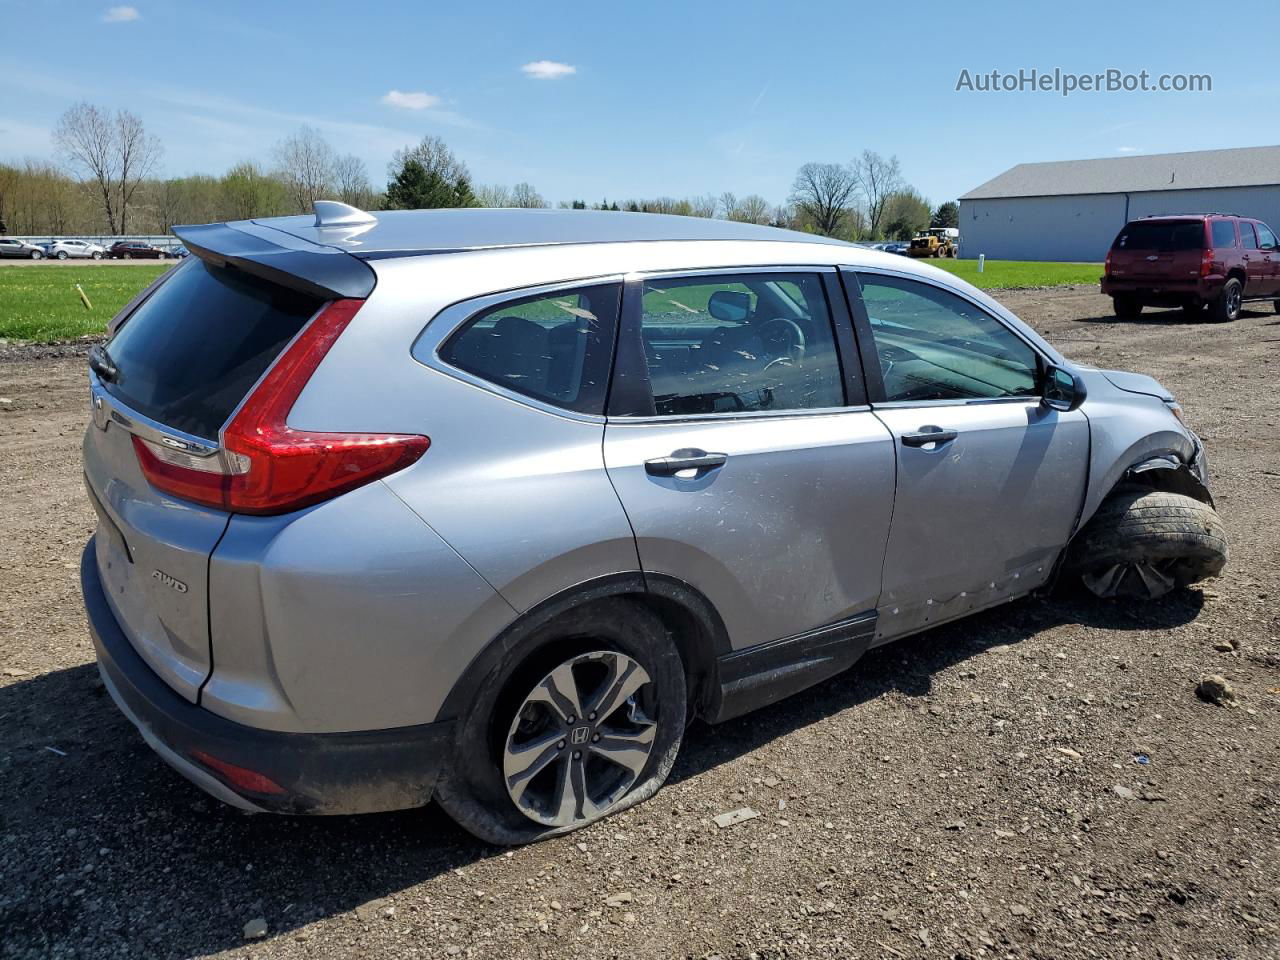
[313,200,377,228]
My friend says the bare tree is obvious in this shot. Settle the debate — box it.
[510,182,547,208]
[789,162,857,237]
[852,150,903,239]
[388,135,469,183]
[728,194,771,225]
[274,126,335,214]
[717,192,737,219]
[333,154,374,208]
[476,183,513,207]
[53,102,162,234]
[690,194,717,218]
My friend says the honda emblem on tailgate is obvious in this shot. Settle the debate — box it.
[152,569,189,594]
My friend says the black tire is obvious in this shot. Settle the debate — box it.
[1112,295,1141,319]
[435,598,686,845]
[1067,490,1227,599]
[1273,299,1279,314]
[56,250,68,260]
[1210,278,1242,323]
[92,251,102,260]
[30,250,42,260]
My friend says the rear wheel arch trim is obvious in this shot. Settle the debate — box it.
[435,572,731,724]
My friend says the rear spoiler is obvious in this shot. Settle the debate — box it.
[173,222,376,300]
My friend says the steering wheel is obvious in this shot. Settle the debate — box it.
[756,317,806,368]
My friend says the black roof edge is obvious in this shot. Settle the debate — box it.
[173,222,376,300]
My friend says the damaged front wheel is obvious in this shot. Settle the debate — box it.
[1068,490,1227,600]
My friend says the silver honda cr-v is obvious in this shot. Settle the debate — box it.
[80,203,1226,843]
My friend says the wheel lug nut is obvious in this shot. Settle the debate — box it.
[557,740,566,750]
[573,750,582,759]
[592,734,600,742]
[588,712,596,721]
[566,716,575,725]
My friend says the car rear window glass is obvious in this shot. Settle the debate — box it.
[1114,221,1204,251]
[1210,221,1236,248]
[102,258,321,439]
[1256,223,1277,250]
[440,283,621,415]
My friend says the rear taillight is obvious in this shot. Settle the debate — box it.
[1104,250,1112,276]
[134,298,429,515]
[1200,249,1214,278]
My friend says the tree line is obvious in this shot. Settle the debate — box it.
[0,101,958,239]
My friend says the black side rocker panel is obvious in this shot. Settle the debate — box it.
[707,611,878,723]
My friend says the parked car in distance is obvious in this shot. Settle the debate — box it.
[172,245,190,258]
[882,241,911,255]
[44,239,105,260]
[1102,214,1280,322]
[0,237,47,259]
[81,203,1226,844]
[108,241,168,260]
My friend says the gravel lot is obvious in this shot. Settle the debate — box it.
[1,286,1277,960]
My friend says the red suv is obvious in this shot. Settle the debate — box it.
[1102,214,1280,322]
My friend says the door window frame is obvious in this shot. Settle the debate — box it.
[607,265,867,422]
[841,267,1053,409]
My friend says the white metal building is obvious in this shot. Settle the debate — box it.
[958,145,1280,262]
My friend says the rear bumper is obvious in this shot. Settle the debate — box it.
[1101,276,1222,303]
[81,537,453,815]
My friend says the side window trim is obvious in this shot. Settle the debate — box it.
[412,275,624,422]
[843,267,1049,406]
[608,266,862,422]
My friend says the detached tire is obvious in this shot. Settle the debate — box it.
[1068,490,1227,599]
[435,598,685,845]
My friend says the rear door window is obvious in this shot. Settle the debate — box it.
[614,273,844,416]
[1210,220,1237,248]
[1256,223,1278,250]
[102,258,322,439]
[439,283,621,415]
[1114,221,1205,251]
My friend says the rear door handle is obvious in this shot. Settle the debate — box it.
[644,448,728,476]
[901,427,958,448]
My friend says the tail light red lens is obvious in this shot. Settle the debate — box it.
[134,298,429,515]
[1104,251,1112,276]
[1200,250,1214,278]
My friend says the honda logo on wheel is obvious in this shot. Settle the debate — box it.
[570,725,591,745]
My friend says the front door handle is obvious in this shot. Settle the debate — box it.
[901,427,958,448]
[644,448,728,476]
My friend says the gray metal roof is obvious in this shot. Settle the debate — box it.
[249,207,849,256]
[960,145,1280,200]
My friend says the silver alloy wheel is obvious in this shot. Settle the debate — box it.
[1081,559,1177,599]
[1225,285,1242,318]
[502,650,657,827]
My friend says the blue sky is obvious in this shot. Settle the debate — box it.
[1,0,1272,208]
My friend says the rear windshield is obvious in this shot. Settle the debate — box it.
[102,258,321,439]
[1113,220,1204,251]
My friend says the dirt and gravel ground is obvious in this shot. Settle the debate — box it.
[2,285,1278,960]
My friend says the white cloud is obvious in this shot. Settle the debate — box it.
[521,60,576,80]
[102,6,140,22]
[381,90,442,111]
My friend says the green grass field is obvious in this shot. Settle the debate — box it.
[0,258,1103,342]
[926,258,1102,289]
[0,265,168,341]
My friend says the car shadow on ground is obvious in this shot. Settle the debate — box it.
[1073,306,1275,325]
[0,588,1203,958]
